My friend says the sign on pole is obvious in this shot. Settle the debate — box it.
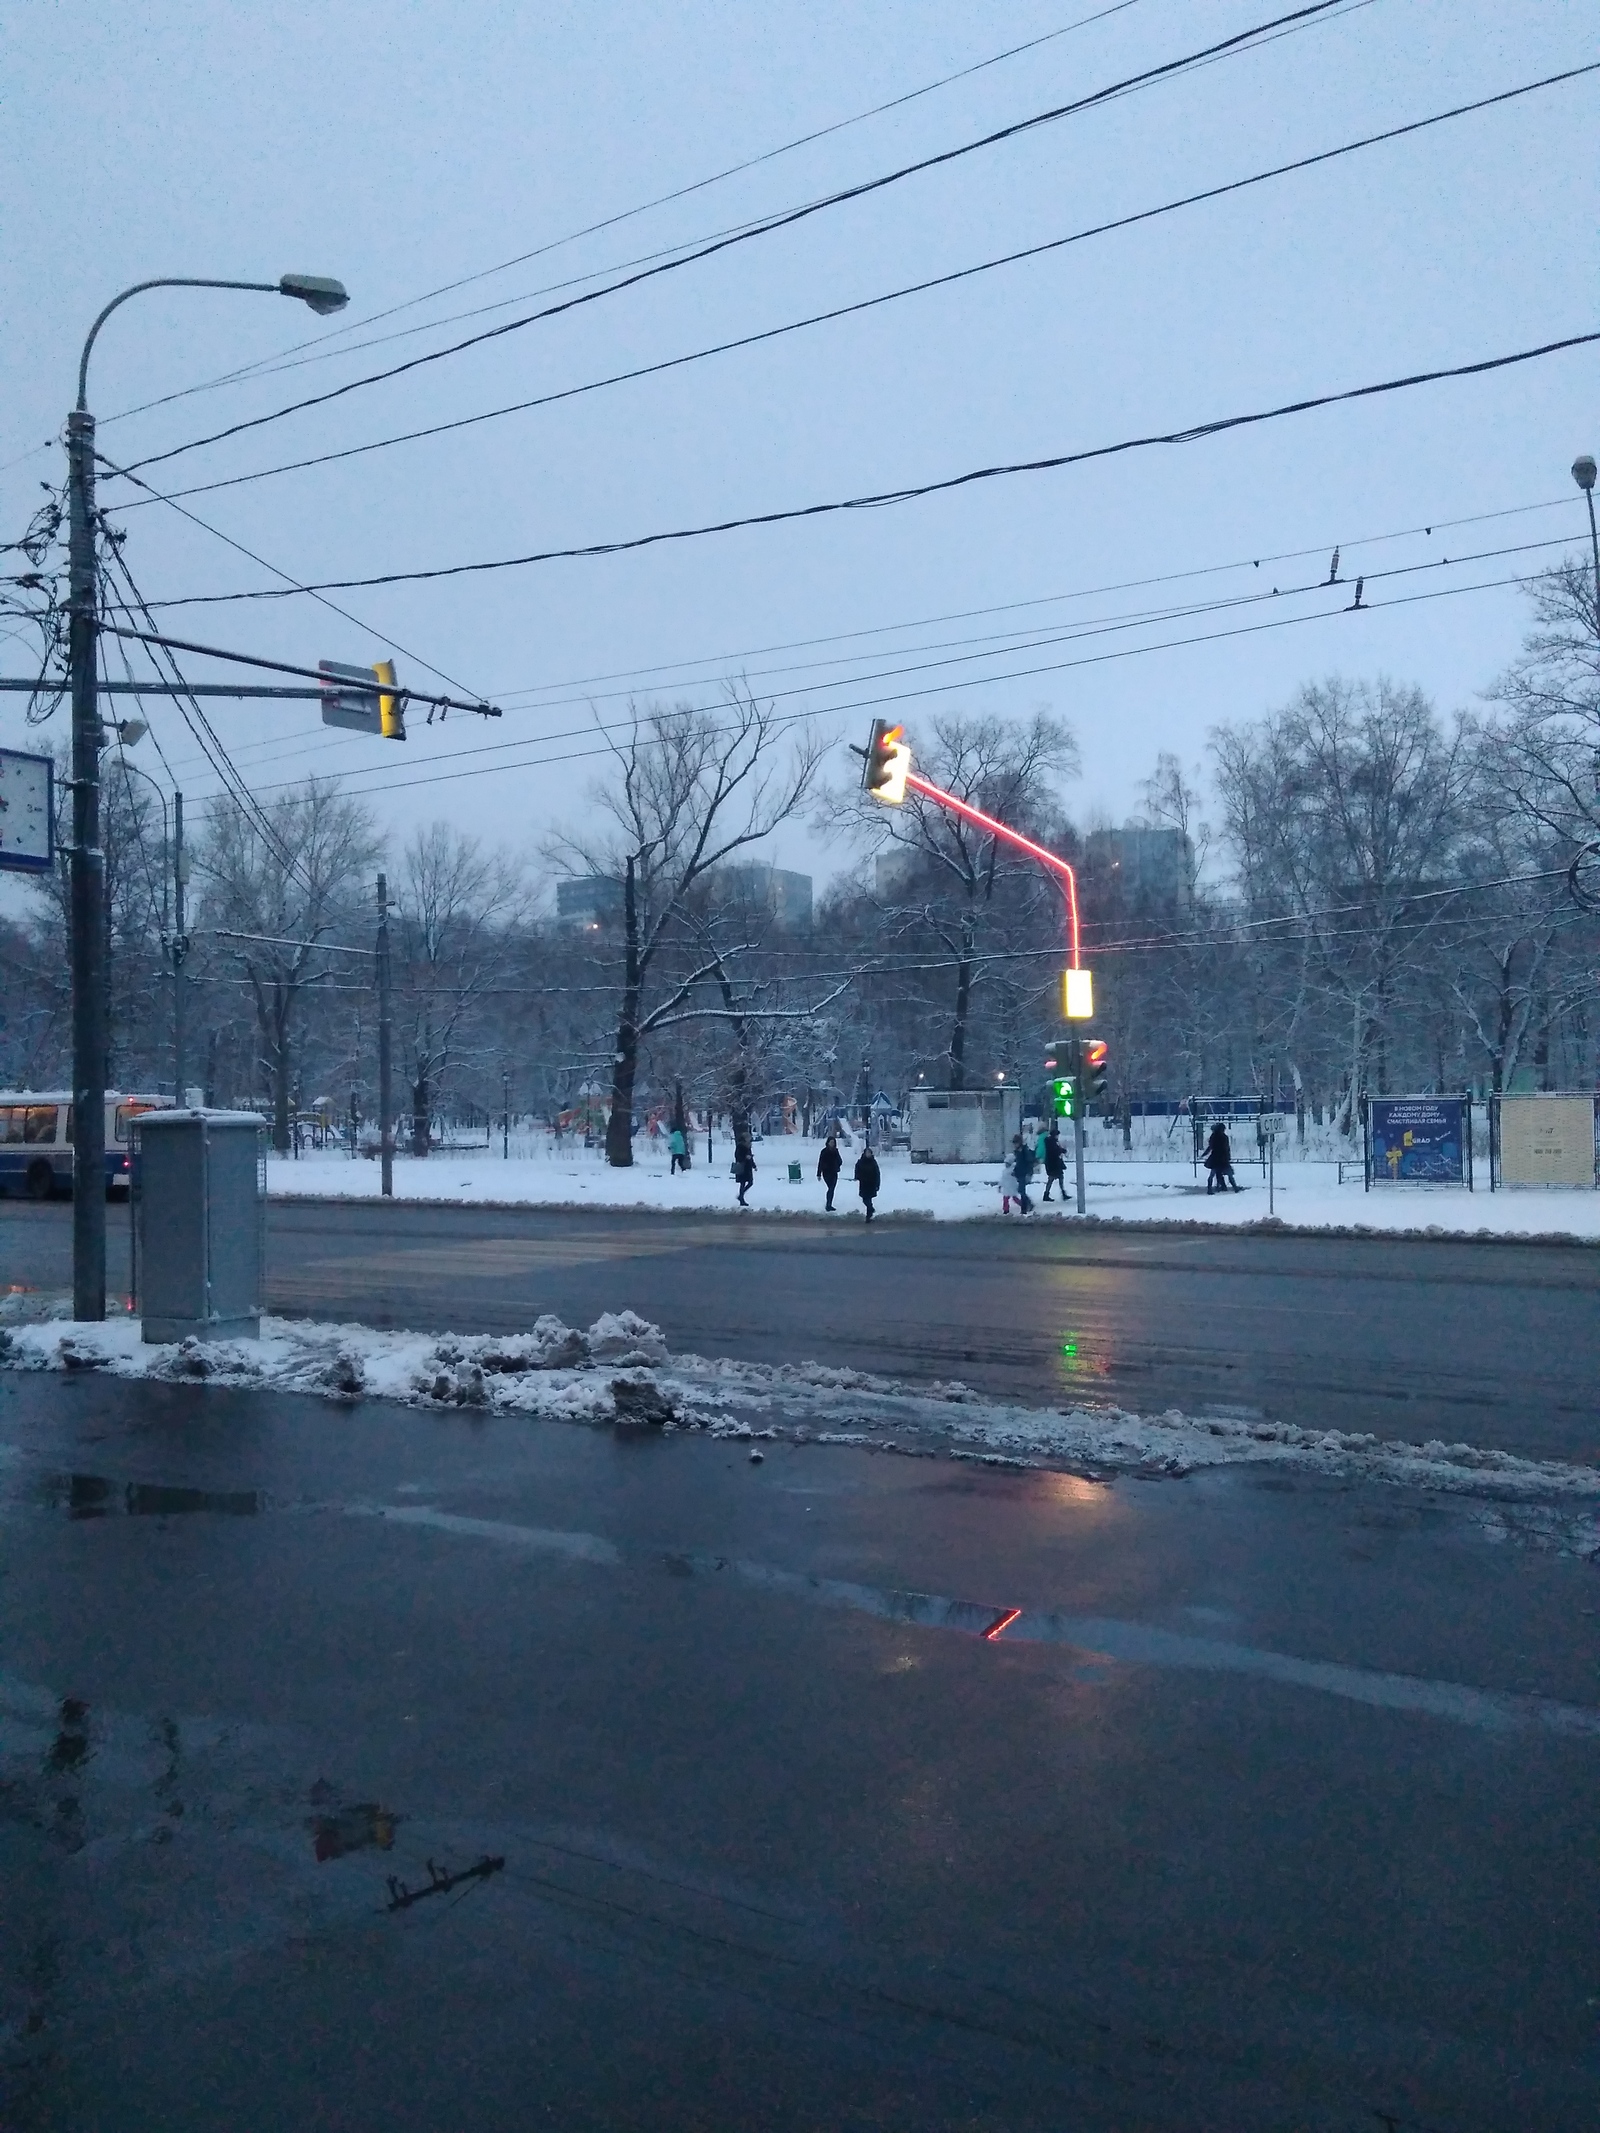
[1367,1096,1470,1185]
[318,660,402,736]
[0,746,53,872]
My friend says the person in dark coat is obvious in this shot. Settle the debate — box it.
[732,1138,756,1207]
[1203,1121,1241,1193]
[1010,1133,1036,1215]
[854,1142,881,1221]
[1042,1123,1067,1201]
[817,1132,843,1211]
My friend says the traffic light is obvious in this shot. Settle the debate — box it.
[862,719,911,804]
[1084,1038,1109,1104]
[1050,1074,1078,1120]
[375,659,406,742]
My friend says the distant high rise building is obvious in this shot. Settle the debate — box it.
[712,863,813,930]
[874,847,921,901]
[1082,827,1192,906]
[555,875,625,929]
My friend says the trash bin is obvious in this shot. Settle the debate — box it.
[787,1160,803,1182]
[133,1110,266,1343]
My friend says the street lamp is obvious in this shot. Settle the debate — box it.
[1573,454,1600,628]
[68,272,348,1320]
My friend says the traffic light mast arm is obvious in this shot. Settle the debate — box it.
[902,770,1081,966]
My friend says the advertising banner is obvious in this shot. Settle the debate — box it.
[1368,1097,1467,1184]
[1498,1095,1597,1188]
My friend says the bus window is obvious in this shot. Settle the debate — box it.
[0,1108,20,1144]
[23,1106,59,1145]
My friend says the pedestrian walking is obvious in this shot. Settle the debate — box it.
[1042,1122,1067,1201]
[668,1124,690,1175]
[817,1131,843,1211]
[1203,1120,1242,1194]
[732,1138,756,1208]
[1010,1133,1037,1215]
[854,1142,881,1221]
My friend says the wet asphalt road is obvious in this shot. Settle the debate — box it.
[5,1196,1599,1461]
[2,1366,1597,2130]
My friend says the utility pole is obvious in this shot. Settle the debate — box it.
[502,1068,510,1160]
[171,790,188,1103]
[67,407,106,1320]
[376,873,393,1199]
[1072,1031,1087,1216]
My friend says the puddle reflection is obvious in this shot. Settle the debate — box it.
[42,1473,262,1519]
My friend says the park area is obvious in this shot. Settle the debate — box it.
[264,1121,1600,1240]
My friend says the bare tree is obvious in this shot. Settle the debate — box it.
[1487,558,1600,860]
[1212,678,1472,1124]
[547,687,822,1166]
[195,780,379,1151]
[394,824,525,1154]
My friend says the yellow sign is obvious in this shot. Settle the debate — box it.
[1062,968,1094,1020]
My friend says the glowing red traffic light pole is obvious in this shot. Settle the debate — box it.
[902,769,1083,970]
[861,721,1093,1212]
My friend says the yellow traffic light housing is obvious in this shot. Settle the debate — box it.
[375,659,405,741]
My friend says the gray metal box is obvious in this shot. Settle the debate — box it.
[133,1110,266,1342]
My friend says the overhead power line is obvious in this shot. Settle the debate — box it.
[94,451,486,699]
[112,0,1352,482]
[168,531,1575,795]
[103,62,1599,512]
[99,1,1150,426]
[144,332,1600,607]
[192,566,1535,810]
[139,493,1577,789]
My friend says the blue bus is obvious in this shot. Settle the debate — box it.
[0,1090,172,1199]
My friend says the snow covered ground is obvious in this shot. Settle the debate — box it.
[5,1302,1598,1555]
[265,1137,1600,1241]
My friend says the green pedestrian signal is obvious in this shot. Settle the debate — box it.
[1050,1075,1077,1119]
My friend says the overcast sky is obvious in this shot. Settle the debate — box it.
[2,0,1595,905]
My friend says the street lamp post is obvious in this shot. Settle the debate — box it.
[67,273,348,1320]
[1573,455,1599,628]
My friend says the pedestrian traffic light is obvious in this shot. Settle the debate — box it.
[861,719,911,804]
[1084,1039,1109,1103]
[1050,1075,1077,1119]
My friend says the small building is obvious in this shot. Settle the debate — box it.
[907,1087,1022,1163]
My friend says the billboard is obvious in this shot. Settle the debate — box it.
[1498,1095,1597,1188]
[1368,1097,1467,1184]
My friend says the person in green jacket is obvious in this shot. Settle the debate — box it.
[668,1125,689,1174]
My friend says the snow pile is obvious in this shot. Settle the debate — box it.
[262,1144,1600,1242]
[4,1306,1598,1507]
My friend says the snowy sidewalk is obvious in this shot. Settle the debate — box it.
[264,1145,1600,1243]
